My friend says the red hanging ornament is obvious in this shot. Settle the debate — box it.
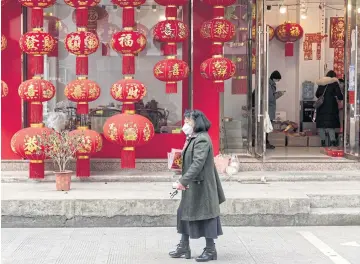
[153,58,189,93]
[200,56,236,92]
[154,0,188,19]
[2,80,9,98]
[64,0,100,28]
[64,79,101,115]
[110,78,147,114]
[69,128,103,177]
[18,0,56,28]
[103,113,155,169]
[11,126,54,179]
[111,0,146,28]
[275,21,304,57]
[111,30,147,75]
[201,0,236,17]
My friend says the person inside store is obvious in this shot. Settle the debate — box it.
[315,70,344,147]
[170,110,225,262]
[251,70,283,149]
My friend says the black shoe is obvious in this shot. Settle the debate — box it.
[321,140,326,147]
[266,143,275,149]
[195,247,217,262]
[330,140,338,147]
[169,241,191,259]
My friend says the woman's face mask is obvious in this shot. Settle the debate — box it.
[182,118,194,135]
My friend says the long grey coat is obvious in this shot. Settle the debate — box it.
[268,79,277,120]
[179,132,226,221]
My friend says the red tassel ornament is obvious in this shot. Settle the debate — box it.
[123,6,135,28]
[121,147,136,169]
[31,8,44,28]
[214,81,224,93]
[165,6,177,18]
[77,102,89,115]
[76,56,89,76]
[76,156,90,177]
[76,8,89,28]
[122,102,136,114]
[122,54,135,75]
[166,82,177,94]
[30,102,43,124]
[29,161,45,179]
[285,42,294,57]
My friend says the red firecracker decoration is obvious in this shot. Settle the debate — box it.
[111,0,146,28]
[200,18,235,55]
[69,128,102,177]
[1,34,7,51]
[64,0,100,28]
[103,113,155,169]
[2,80,8,98]
[111,78,147,114]
[201,0,237,17]
[154,58,189,93]
[200,56,236,92]
[65,31,99,75]
[153,20,189,56]
[275,21,304,57]
[111,30,147,75]
[11,126,53,179]
[19,0,56,28]
[64,79,101,115]
[18,78,56,124]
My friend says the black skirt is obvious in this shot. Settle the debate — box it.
[176,205,223,239]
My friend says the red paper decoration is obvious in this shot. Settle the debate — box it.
[18,78,56,124]
[110,79,147,113]
[1,34,7,51]
[69,128,103,177]
[103,113,155,168]
[200,57,236,92]
[2,80,8,98]
[111,0,146,28]
[154,59,189,93]
[64,79,101,115]
[11,126,53,179]
[111,30,147,75]
[275,22,304,57]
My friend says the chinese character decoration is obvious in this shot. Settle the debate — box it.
[303,33,326,61]
[1,80,8,98]
[330,17,345,77]
[11,126,54,179]
[69,128,103,177]
[110,78,147,114]
[103,114,155,169]
[200,0,236,92]
[275,21,304,57]
[153,58,189,93]
[111,0,146,28]
[152,0,190,94]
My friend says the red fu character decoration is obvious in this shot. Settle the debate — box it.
[275,21,304,57]
[104,114,155,169]
[69,128,103,177]
[11,126,53,179]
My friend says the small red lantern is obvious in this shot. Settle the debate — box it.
[103,113,155,168]
[154,0,188,18]
[111,79,146,113]
[69,128,103,177]
[64,79,101,115]
[111,30,147,75]
[64,0,100,28]
[19,0,56,28]
[11,126,53,179]
[200,18,235,55]
[18,78,56,124]
[200,56,236,92]
[275,21,304,57]
[201,0,236,17]
[111,0,146,28]
[1,34,7,51]
[2,80,8,98]
[153,20,189,55]
[154,59,189,93]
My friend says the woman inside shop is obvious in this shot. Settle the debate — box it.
[170,110,225,262]
[315,70,343,147]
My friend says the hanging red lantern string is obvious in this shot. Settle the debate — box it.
[112,0,146,28]
[275,21,304,57]
[201,0,236,18]
[64,0,100,28]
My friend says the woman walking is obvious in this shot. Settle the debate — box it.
[170,110,225,262]
[315,70,343,147]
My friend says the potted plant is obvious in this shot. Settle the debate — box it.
[38,130,82,191]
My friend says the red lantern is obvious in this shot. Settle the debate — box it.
[69,128,102,177]
[1,34,7,51]
[200,56,236,92]
[103,113,155,168]
[64,0,100,28]
[154,0,188,18]
[11,126,53,179]
[153,20,189,55]
[111,0,146,28]
[2,80,8,98]
[18,78,56,124]
[19,0,56,28]
[64,79,101,115]
[154,58,189,93]
[200,18,235,55]
[275,21,304,57]
[111,79,146,113]
[65,31,99,75]
[111,30,147,75]
[201,0,236,17]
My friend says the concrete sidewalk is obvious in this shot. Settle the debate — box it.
[2,181,360,227]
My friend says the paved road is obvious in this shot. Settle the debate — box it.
[2,227,360,264]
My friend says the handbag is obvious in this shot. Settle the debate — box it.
[265,112,273,133]
[313,85,328,109]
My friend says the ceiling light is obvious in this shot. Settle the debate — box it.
[301,13,307,19]
[279,5,287,14]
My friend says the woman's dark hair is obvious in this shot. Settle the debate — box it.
[184,110,211,133]
[270,70,281,80]
[326,70,337,78]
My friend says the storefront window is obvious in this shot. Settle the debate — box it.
[27,1,190,135]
